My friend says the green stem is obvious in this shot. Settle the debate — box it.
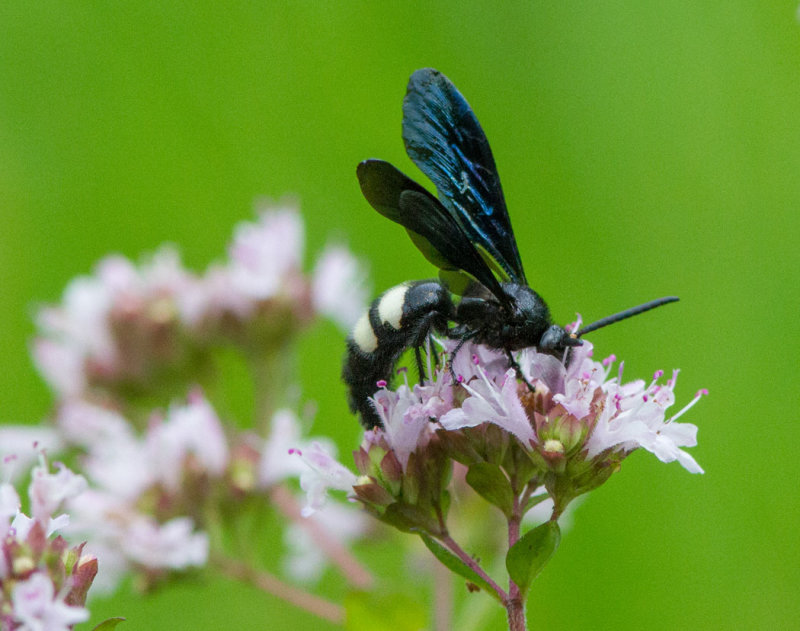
[212,554,344,625]
[249,337,296,433]
[440,534,508,602]
[506,493,526,631]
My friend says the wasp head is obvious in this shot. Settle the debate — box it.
[498,284,582,354]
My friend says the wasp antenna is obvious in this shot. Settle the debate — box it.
[577,296,679,337]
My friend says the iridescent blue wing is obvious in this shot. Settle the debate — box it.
[357,159,511,308]
[402,68,527,285]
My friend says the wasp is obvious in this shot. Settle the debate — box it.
[344,68,677,428]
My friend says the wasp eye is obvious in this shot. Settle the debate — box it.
[539,325,568,351]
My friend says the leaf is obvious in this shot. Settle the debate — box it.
[505,521,561,597]
[420,533,503,603]
[465,462,514,518]
[92,618,126,631]
[345,591,426,631]
[382,502,438,534]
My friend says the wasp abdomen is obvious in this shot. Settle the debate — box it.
[343,280,454,428]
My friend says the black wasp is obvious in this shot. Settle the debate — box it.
[344,68,677,429]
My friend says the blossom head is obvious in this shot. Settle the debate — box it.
[439,340,704,511]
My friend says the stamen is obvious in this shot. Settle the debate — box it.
[472,354,479,365]
[602,354,616,367]
[376,379,387,388]
[646,370,664,391]
[567,314,583,332]
[668,388,708,422]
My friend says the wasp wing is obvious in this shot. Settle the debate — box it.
[357,159,510,308]
[402,68,527,285]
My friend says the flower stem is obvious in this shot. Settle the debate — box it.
[432,555,453,631]
[269,483,374,589]
[506,493,526,631]
[440,534,508,602]
[249,338,296,434]
[212,554,344,624]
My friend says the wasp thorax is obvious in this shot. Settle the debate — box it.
[496,283,553,350]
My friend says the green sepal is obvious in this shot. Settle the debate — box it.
[419,534,503,603]
[92,618,126,631]
[345,591,427,631]
[465,462,514,519]
[505,521,561,597]
[382,502,441,536]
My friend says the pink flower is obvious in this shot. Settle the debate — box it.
[228,205,304,301]
[450,341,704,474]
[123,516,209,570]
[146,391,230,492]
[11,572,89,631]
[440,366,535,445]
[0,427,63,480]
[64,489,208,592]
[259,409,336,487]
[311,245,368,331]
[586,369,705,473]
[28,461,87,526]
[295,442,358,517]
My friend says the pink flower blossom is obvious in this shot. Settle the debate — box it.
[311,245,368,331]
[295,442,358,517]
[259,409,336,487]
[447,340,703,474]
[0,427,63,480]
[28,461,87,526]
[146,391,230,492]
[11,572,89,631]
[228,205,304,301]
[366,370,453,469]
[440,366,535,445]
[123,516,209,570]
[64,489,208,592]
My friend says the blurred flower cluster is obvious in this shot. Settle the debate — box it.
[0,454,96,630]
[18,203,372,616]
[34,203,366,404]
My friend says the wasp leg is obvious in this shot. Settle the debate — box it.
[413,345,426,384]
[505,348,535,392]
[447,329,479,384]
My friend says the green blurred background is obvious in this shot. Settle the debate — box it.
[1,2,798,629]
